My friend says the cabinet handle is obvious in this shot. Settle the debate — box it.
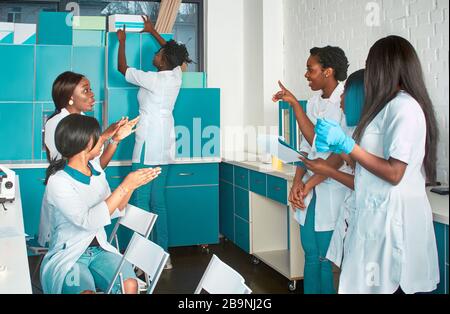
[255,180,263,184]
[178,172,194,177]
[240,175,245,179]
[274,187,281,191]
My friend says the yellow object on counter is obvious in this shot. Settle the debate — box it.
[272,156,283,171]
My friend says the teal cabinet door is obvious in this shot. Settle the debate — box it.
[35,45,72,102]
[107,89,139,161]
[219,162,234,184]
[107,32,141,88]
[234,216,250,253]
[250,170,266,197]
[13,168,46,238]
[433,222,447,294]
[72,47,105,101]
[166,163,219,187]
[173,89,220,158]
[0,103,33,161]
[234,166,249,190]
[167,185,219,247]
[0,45,34,101]
[267,175,287,205]
[105,166,132,190]
[219,181,234,241]
[37,12,73,45]
[234,186,249,222]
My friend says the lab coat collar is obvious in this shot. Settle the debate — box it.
[63,162,101,185]
[320,82,344,103]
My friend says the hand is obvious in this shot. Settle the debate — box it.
[103,117,128,140]
[299,157,333,177]
[315,119,355,154]
[300,183,313,206]
[113,116,140,142]
[117,25,126,43]
[272,81,298,105]
[289,181,305,211]
[122,167,162,190]
[140,15,156,34]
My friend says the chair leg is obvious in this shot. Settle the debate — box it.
[31,254,44,284]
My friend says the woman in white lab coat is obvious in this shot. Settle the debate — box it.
[273,46,350,294]
[116,16,192,269]
[314,36,440,294]
[40,114,160,294]
[39,71,139,247]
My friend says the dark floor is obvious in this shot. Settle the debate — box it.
[28,238,307,294]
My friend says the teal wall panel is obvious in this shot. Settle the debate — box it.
[0,45,34,101]
[37,11,73,45]
[73,30,105,47]
[72,47,105,101]
[0,103,33,160]
[35,45,72,102]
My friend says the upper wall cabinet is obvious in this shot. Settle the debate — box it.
[72,47,105,101]
[35,45,72,102]
[0,45,34,101]
[37,12,73,45]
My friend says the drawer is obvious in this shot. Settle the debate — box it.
[105,166,132,189]
[219,162,234,183]
[267,175,287,205]
[234,186,249,221]
[249,170,266,196]
[166,163,219,187]
[235,216,250,253]
[234,166,249,190]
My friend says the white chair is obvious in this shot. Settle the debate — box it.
[107,232,169,294]
[195,254,252,294]
[108,204,158,252]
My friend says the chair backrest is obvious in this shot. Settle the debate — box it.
[108,204,157,244]
[195,255,252,294]
[108,232,169,294]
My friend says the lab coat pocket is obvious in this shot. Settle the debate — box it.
[356,208,388,241]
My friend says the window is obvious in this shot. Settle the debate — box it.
[0,0,204,71]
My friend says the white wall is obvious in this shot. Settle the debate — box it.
[283,0,449,184]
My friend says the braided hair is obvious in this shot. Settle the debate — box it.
[162,40,193,70]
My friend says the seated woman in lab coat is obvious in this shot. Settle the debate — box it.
[313,36,440,294]
[40,114,161,294]
[44,71,139,167]
[273,69,365,270]
[116,16,192,269]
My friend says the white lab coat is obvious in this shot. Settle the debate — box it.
[125,66,182,166]
[338,91,440,294]
[44,108,75,161]
[298,83,350,232]
[39,161,123,294]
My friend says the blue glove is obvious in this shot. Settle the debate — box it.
[315,119,355,154]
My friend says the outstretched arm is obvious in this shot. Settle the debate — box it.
[141,15,167,47]
[117,25,128,76]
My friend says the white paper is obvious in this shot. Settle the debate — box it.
[0,227,24,239]
[257,135,304,164]
[293,192,313,226]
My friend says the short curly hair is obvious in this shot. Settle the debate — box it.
[162,40,193,70]
[310,46,349,81]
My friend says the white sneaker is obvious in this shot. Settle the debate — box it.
[164,257,173,270]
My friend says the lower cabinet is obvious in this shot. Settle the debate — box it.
[234,215,250,253]
[219,180,234,242]
[433,222,449,294]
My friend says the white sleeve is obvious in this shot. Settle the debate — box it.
[48,178,112,231]
[383,99,424,164]
[125,67,158,92]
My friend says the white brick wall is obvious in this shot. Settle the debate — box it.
[283,0,449,184]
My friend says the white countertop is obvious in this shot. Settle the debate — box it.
[224,157,449,226]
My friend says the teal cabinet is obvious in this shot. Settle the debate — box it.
[250,170,266,197]
[173,89,220,158]
[0,103,33,161]
[13,168,46,238]
[219,162,234,184]
[106,88,139,161]
[0,45,34,101]
[235,216,250,253]
[267,175,287,205]
[72,47,105,101]
[107,32,141,88]
[234,166,249,190]
[167,185,219,247]
[166,163,219,187]
[219,180,234,241]
[37,12,73,45]
[105,165,132,190]
[35,45,72,102]
[433,222,448,294]
[234,186,249,222]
